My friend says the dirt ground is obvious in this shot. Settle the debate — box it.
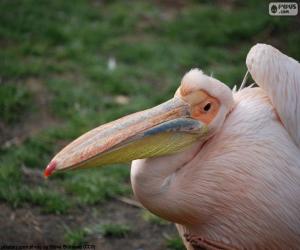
[0,200,178,249]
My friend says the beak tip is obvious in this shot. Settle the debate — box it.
[44,160,57,178]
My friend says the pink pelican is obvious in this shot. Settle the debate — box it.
[45,44,300,249]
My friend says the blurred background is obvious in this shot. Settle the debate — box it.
[0,0,299,249]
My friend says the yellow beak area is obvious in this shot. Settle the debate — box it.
[44,97,210,177]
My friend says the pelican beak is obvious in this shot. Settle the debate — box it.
[45,97,210,177]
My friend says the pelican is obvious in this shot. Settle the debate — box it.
[45,44,300,249]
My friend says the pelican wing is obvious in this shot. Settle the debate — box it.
[246,43,300,148]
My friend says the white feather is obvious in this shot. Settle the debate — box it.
[247,43,300,148]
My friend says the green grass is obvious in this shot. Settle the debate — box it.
[100,223,132,238]
[64,223,132,244]
[0,181,71,214]
[0,0,299,224]
[0,83,32,123]
[27,187,71,214]
[0,158,70,213]
[165,235,186,250]
[64,166,130,205]
[64,228,88,245]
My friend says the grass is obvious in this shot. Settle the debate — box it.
[64,223,132,244]
[165,235,186,250]
[0,184,71,214]
[0,163,71,213]
[0,83,32,124]
[64,228,88,245]
[0,0,299,246]
[100,223,132,238]
[64,166,130,205]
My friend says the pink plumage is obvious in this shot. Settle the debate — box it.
[131,44,300,249]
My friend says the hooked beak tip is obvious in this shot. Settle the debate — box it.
[44,160,57,178]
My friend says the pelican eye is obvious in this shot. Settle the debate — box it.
[203,102,212,112]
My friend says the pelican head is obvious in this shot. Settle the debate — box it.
[45,69,234,176]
